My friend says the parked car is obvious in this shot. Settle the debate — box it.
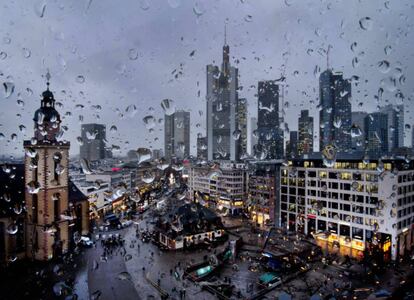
[104,214,121,228]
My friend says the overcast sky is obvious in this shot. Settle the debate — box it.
[0,0,413,158]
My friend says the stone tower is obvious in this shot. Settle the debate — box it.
[24,73,70,260]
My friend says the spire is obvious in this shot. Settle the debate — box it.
[224,23,227,46]
[45,69,51,90]
[326,45,332,70]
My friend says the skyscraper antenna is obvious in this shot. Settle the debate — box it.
[327,45,332,70]
[224,23,227,45]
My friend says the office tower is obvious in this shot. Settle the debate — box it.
[164,110,190,160]
[237,98,248,159]
[280,156,414,261]
[319,69,352,152]
[365,112,388,158]
[80,124,107,161]
[197,136,208,160]
[250,117,258,155]
[412,126,414,149]
[24,75,70,260]
[286,131,298,157]
[256,80,284,159]
[206,31,239,161]
[152,149,163,160]
[298,110,314,155]
[379,105,404,152]
[351,112,367,151]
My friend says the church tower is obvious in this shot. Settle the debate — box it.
[24,73,70,260]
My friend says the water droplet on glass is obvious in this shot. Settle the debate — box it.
[128,48,139,60]
[384,45,392,56]
[161,99,176,116]
[143,115,156,129]
[3,82,15,98]
[6,223,18,235]
[193,2,204,17]
[22,48,31,58]
[322,144,337,167]
[76,75,85,83]
[125,104,137,118]
[232,129,241,140]
[377,60,390,74]
[80,158,93,174]
[168,0,181,8]
[0,51,7,60]
[139,0,150,10]
[359,17,373,31]
[244,15,253,22]
[27,181,41,194]
[136,148,152,165]
[34,0,47,18]
[117,271,132,281]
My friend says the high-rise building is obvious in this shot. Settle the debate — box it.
[256,80,284,159]
[206,32,239,161]
[237,98,248,160]
[365,112,388,158]
[24,76,71,260]
[250,117,258,155]
[152,149,163,160]
[379,105,404,152]
[298,110,314,155]
[286,131,298,158]
[80,124,108,161]
[280,156,414,261]
[319,69,352,152]
[351,112,368,151]
[164,110,190,160]
[197,136,208,160]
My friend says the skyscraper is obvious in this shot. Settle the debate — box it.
[256,80,284,159]
[365,112,388,158]
[286,131,298,157]
[80,124,107,161]
[351,111,367,151]
[206,31,239,161]
[197,136,207,160]
[250,117,258,155]
[379,105,404,152]
[24,74,70,260]
[237,98,248,160]
[319,69,352,152]
[164,110,190,160]
[298,110,313,155]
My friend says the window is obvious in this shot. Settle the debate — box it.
[53,193,61,222]
[32,194,38,223]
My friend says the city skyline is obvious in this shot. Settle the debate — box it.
[0,0,413,158]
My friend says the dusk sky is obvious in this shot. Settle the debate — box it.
[0,0,413,157]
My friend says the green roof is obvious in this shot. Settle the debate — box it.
[196,265,212,276]
[259,272,278,284]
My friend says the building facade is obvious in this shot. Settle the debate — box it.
[237,98,248,160]
[24,81,71,260]
[379,105,404,152]
[247,174,276,228]
[256,80,284,159]
[319,70,352,153]
[189,162,247,215]
[365,112,388,158]
[250,117,258,155]
[206,37,239,161]
[298,110,313,155]
[197,136,208,160]
[280,156,414,261]
[80,123,108,162]
[164,110,190,160]
[351,111,367,152]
